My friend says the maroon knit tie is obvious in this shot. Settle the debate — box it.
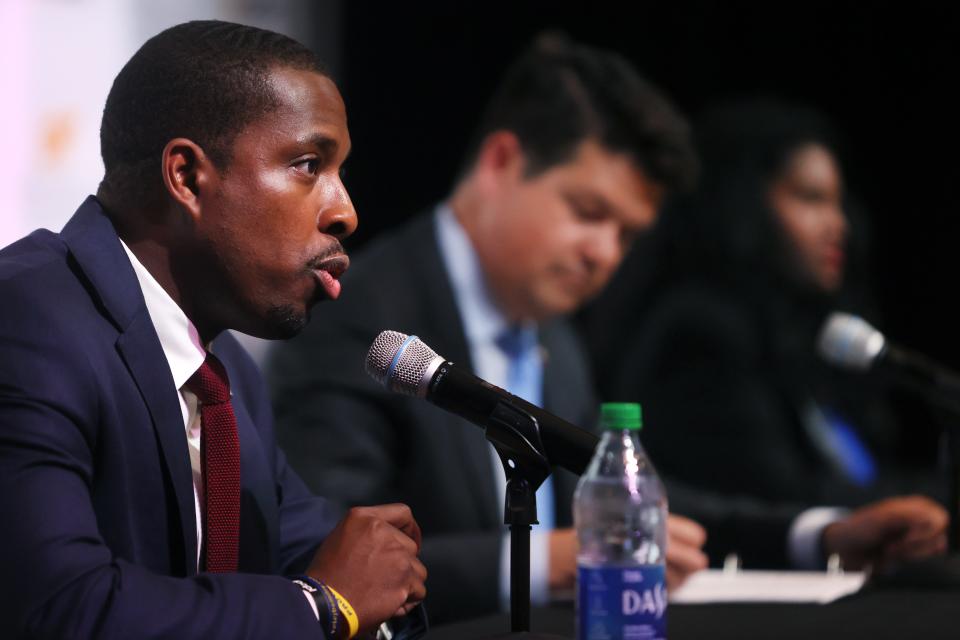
[186,353,241,573]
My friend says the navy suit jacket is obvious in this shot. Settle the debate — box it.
[0,197,340,638]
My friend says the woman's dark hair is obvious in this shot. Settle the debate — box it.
[657,98,847,286]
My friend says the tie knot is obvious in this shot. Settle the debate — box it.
[495,326,537,360]
[186,352,231,405]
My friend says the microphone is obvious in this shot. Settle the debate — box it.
[364,330,599,475]
[817,312,960,410]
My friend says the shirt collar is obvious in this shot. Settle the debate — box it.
[119,239,207,389]
[434,203,535,346]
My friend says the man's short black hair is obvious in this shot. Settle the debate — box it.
[461,34,696,194]
[99,20,326,207]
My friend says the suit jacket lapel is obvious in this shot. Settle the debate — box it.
[61,197,198,574]
[407,212,500,523]
[540,320,595,527]
[227,380,280,573]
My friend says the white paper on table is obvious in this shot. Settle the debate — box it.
[669,569,865,604]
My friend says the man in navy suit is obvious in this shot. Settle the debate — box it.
[0,20,424,639]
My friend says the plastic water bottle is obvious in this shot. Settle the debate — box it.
[574,402,668,640]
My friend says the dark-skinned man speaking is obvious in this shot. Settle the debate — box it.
[0,21,423,639]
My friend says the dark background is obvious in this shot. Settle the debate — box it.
[310,1,960,368]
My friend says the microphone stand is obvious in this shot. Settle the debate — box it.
[946,426,960,553]
[867,378,960,589]
[482,400,569,639]
[877,349,960,549]
[931,399,960,553]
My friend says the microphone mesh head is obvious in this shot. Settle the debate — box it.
[365,330,441,396]
[817,312,886,371]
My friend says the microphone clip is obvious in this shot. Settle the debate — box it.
[486,399,551,528]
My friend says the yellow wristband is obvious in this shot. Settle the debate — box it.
[325,585,359,639]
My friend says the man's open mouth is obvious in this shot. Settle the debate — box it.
[313,254,350,300]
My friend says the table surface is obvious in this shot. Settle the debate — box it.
[425,588,960,639]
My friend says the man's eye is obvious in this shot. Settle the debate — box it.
[575,207,604,222]
[295,158,320,175]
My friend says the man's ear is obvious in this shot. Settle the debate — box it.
[161,138,214,222]
[472,130,527,192]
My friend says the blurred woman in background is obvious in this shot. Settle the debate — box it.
[594,100,943,553]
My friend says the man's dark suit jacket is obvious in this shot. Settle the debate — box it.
[0,197,340,638]
[268,212,595,624]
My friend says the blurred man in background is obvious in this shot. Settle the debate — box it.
[267,35,707,624]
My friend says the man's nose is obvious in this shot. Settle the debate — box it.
[584,222,624,273]
[318,183,358,241]
[826,203,848,242]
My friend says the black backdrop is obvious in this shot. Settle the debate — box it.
[312,1,960,371]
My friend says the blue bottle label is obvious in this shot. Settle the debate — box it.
[577,565,667,640]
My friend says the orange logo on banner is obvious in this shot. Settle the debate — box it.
[40,111,76,166]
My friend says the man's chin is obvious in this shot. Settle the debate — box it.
[539,290,588,318]
[523,299,577,324]
[260,304,309,340]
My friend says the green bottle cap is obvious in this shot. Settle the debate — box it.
[600,402,642,431]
